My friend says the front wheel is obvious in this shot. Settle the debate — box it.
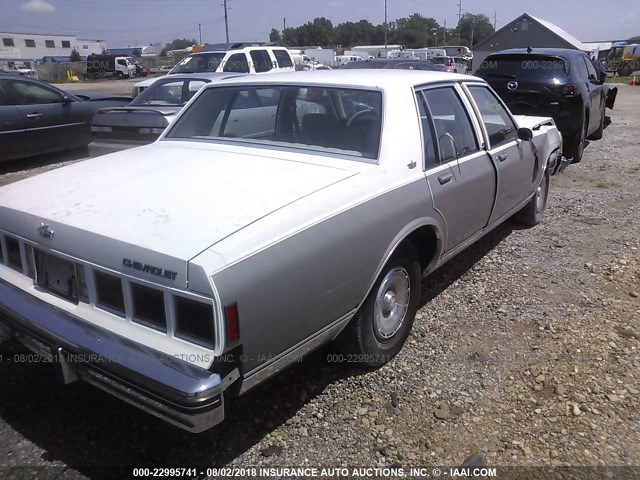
[334,244,421,368]
[514,168,550,226]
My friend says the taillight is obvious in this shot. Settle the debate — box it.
[174,296,215,348]
[6,237,22,271]
[447,59,453,66]
[224,303,239,343]
[94,271,125,316]
[131,283,166,332]
[550,84,576,96]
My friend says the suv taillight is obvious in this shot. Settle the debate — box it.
[550,84,576,96]
[447,59,453,66]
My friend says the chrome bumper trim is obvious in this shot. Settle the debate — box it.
[0,278,228,433]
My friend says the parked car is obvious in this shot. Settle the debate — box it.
[340,58,446,72]
[0,70,564,432]
[431,55,467,73]
[475,48,618,163]
[90,73,240,155]
[0,74,132,162]
[132,43,295,96]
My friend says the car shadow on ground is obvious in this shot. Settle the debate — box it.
[0,221,518,477]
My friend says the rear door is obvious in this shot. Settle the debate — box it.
[418,85,496,253]
[0,82,27,161]
[466,84,534,222]
[573,55,598,134]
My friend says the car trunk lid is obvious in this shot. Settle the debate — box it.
[0,143,356,288]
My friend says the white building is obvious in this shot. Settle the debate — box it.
[0,31,107,65]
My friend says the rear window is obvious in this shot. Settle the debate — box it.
[131,78,209,106]
[273,49,293,68]
[171,53,225,73]
[477,55,567,78]
[431,57,451,65]
[165,85,383,160]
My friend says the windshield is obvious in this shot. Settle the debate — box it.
[170,53,225,74]
[165,85,383,160]
[130,78,210,106]
[477,55,567,78]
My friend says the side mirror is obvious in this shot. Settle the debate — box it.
[599,71,607,84]
[517,127,533,141]
[61,94,73,105]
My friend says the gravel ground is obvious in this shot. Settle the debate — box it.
[0,86,638,478]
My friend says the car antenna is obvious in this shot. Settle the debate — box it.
[527,46,533,54]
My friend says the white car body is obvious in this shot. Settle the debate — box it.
[0,70,565,432]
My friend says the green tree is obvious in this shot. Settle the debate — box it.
[457,13,494,47]
[164,38,197,51]
[628,35,640,43]
[69,48,81,62]
[269,28,282,44]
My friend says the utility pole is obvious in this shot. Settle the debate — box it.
[198,23,202,44]
[493,11,497,30]
[457,0,462,44]
[384,0,388,52]
[443,19,447,45]
[283,17,286,46]
[223,0,229,43]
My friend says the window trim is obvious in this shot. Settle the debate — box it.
[415,82,484,170]
[24,39,36,48]
[45,39,55,48]
[61,40,72,49]
[2,38,15,47]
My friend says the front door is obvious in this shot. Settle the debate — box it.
[466,85,534,223]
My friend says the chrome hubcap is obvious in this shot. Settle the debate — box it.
[374,267,411,340]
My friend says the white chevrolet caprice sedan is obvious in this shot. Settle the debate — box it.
[0,70,565,432]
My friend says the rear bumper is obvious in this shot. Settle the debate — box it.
[0,278,234,433]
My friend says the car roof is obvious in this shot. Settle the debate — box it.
[210,69,477,89]
[488,48,585,58]
[158,72,242,81]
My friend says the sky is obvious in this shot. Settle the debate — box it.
[1,0,637,48]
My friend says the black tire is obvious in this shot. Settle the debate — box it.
[115,71,124,79]
[618,64,633,77]
[514,168,550,226]
[334,243,421,368]
[588,105,605,141]
[567,115,588,164]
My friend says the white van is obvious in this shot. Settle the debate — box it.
[133,44,294,96]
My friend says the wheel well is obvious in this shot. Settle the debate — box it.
[399,225,439,272]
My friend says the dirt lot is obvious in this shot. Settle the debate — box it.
[0,86,638,478]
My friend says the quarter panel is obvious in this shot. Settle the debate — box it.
[209,178,439,373]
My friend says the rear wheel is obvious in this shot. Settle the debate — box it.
[334,244,421,368]
[567,115,588,164]
[115,71,124,79]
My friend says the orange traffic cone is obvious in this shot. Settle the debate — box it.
[630,75,638,86]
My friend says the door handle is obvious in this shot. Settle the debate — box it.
[497,153,508,162]
[26,113,42,118]
[438,173,453,185]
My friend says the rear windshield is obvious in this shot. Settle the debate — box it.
[170,53,225,73]
[131,78,210,106]
[477,55,567,77]
[431,57,451,64]
[165,85,383,160]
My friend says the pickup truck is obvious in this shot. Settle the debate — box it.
[0,70,565,432]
